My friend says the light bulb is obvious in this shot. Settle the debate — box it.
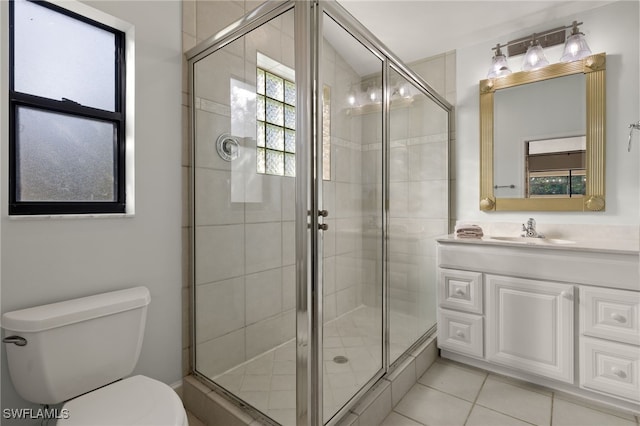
[522,42,549,71]
[487,44,512,79]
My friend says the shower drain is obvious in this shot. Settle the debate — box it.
[333,355,349,364]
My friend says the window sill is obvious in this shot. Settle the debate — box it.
[7,213,135,220]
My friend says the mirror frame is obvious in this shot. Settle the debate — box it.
[479,52,606,211]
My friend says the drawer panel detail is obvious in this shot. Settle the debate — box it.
[580,337,640,403]
[439,269,483,314]
[437,309,483,358]
[581,287,640,345]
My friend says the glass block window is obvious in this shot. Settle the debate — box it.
[9,0,126,215]
[257,68,295,177]
[322,86,331,181]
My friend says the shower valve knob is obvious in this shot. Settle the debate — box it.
[319,223,329,231]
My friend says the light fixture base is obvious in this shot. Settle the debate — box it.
[507,27,566,57]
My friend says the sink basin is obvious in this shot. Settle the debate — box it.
[487,236,576,245]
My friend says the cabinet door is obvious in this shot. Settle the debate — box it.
[486,275,574,383]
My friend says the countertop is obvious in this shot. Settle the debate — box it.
[437,234,640,255]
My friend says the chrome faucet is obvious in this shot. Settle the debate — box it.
[522,218,544,238]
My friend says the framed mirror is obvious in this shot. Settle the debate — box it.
[479,52,605,211]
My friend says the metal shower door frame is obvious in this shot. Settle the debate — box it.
[186,0,454,424]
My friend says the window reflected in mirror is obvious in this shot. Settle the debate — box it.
[526,136,586,198]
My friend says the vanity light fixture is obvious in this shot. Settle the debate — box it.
[561,21,592,62]
[367,86,382,104]
[487,21,591,77]
[522,37,550,71]
[347,81,414,109]
[397,83,412,99]
[487,44,512,78]
[346,85,359,107]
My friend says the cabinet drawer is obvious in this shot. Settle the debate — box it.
[580,336,640,403]
[439,269,483,314]
[437,309,483,358]
[581,287,640,345]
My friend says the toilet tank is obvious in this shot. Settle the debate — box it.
[1,286,150,404]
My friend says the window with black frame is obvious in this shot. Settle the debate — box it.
[9,0,126,215]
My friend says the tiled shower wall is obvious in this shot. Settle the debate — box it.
[182,0,456,379]
[183,1,372,379]
[409,52,457,231]
[190,9,297,378]
[182,0,254,379]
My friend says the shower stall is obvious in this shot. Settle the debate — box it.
[187,1,451,425]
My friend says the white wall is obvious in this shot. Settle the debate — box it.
[456,0,640,224]
[0,0,183,421]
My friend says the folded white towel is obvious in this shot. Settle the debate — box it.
[454,224,484,239]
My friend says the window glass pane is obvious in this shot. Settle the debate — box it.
[256,69,265,95]
[266,124,284,151]
[13,0,116,111]
[322,86,331,181]
[571,175,586,195]
[16,106,115,201]
[266,150,284,175]
[529,176,569,196]
[284,153,295,177]
[257,123,265,147]
[256,95,265,122]
[265,72,284,101]
[255,67,295,177]
[257,147,266,174]
[266,98,284,126]
[284,105,295,129]
[285,130,295,153]
[284,80,296,106]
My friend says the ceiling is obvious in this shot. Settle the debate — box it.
[337,1,617,64]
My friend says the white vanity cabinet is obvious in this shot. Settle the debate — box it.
[437,237,640,413]
[486,275,574,383]
[437,269,483,358]
[580,287,640,403]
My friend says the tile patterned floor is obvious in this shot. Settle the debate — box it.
[209,305,427,425]
[211,306,382,425]
[384,358,640,426]
[187,357,640,425]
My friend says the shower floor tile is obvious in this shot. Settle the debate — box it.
[209,305,427,426]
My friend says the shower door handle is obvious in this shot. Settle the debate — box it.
[318,210,329,217]
[319,223,329,231]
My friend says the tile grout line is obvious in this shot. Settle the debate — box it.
[462,372,489,426]
[391,410,429,426]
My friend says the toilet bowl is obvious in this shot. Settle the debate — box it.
[59,376,188,426]
[1,287,188,426]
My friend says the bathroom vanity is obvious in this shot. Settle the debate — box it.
[436,235,640,413]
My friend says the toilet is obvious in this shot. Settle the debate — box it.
[1,287,188,426]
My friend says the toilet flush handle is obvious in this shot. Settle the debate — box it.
[2,335,27,346]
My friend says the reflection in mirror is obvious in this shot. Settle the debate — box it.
[493,73,585,199]
[526,136,586,198]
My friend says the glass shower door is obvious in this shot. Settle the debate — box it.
[387,67,449,363]
[320,12,384,423]
[192,7,298,425]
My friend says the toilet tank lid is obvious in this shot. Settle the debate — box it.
[1,287,150,333]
